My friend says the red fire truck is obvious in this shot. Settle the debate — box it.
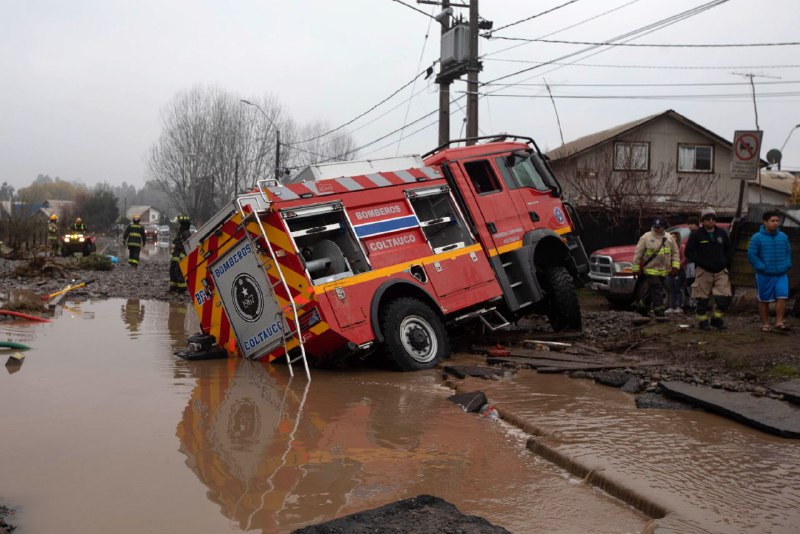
[180,135,588,376]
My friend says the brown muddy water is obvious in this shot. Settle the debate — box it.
[2,300,799,533]
[1,299,646,533]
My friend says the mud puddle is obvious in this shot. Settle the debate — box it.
[1,299,645,533]
[461,371,800,533]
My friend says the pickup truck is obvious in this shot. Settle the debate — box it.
[588,224,727,307]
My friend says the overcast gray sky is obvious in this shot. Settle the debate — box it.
[2,0,799,191]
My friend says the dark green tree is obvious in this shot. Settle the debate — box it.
[83,185,119,231]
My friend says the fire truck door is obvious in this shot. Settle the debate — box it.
[208,239,288,360]
[459,158,525,253]
[495,153,570,235]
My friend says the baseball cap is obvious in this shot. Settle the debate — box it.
[700,207,716,219]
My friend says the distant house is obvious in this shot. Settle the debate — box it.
[42,199,77,221]
[126,206,161,224]
[547,109,767,218]
[748,170,799,206]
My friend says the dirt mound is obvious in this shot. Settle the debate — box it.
[292,495,510,534]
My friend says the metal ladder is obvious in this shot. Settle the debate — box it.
[235,180,311,381]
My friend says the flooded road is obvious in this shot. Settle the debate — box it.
[1,299,646,533]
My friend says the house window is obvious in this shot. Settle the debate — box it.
[678,144,713,172]
[614,142,649,171]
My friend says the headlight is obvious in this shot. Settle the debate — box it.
[79,237,85,242]
[63,237,70,242]
[614,262,633,274]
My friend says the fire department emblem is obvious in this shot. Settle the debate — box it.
[232,273,263,322]
[554,207,566,225]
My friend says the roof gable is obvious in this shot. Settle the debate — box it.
[547,109,763,164]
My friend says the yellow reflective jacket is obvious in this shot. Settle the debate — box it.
[632,230,680,276]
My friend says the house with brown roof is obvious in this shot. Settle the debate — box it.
[547,109,765,219]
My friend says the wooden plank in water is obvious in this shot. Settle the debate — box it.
[661,381,800,439]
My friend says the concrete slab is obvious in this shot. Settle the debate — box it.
[771,380,800,405]
[473,346,607,364]
[661,381,800,438]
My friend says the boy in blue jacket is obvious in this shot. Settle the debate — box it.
[747,210,792,331]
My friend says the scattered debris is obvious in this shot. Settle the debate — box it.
[442,365,509,380]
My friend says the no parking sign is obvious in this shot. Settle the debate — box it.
[730,130,762,181]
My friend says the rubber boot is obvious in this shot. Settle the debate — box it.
[698,319,711,331]
[710,317,727,331]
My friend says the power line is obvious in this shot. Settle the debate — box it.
[396,4,436,154]
[389,0,435,20]
[289,68,431,145]
[482,0,644,60]
[480,91,800,100]
[488,0,585,34]
[484,80,800,88]
[488,37,800,47]
[484,58,800,71]
[484,0,730,86]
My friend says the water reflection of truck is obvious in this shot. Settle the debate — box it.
[181,135,589,372]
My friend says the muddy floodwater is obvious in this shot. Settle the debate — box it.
[2,299,799,533]
[1,299,646,533]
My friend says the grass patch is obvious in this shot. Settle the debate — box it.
[75,253,113,271]
[769,363,800,379]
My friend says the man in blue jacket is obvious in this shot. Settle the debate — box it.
[747,210,792,331]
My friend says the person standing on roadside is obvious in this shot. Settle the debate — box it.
[169,216,192,292]
[684,208,732,331]
[665,230,685,314]
[631,217,680,318]
[683,216,700,312]
[47,214,60,256]
[747,210,792,332]
[123,215,145,268]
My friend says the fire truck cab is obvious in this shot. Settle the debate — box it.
[180,135,588,375]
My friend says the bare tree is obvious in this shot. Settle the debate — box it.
[557,143,728,228]
[147,86,357,224]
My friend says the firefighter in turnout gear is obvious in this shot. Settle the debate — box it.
[685,208,733,331]
[169,216,191,292]
[631,217,680,318]
[123,215,145,267]
[47,214,60,256]
[71,217,87,232]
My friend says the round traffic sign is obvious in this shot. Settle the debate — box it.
[734,133,759,161]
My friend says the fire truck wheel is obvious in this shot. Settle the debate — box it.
[543,266,582,331]
[381,297,449,371]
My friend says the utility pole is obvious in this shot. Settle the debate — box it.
[240,99,282,183]
[733,72,776,212]
[438,0,451,146]
[465,0,479,144]
[428,0,485,146]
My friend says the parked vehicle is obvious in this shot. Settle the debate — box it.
[180,135,588,372]
[143,224,158,241]
[60,231,96,257]
[588,223,729,307]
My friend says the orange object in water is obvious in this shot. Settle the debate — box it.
[487,344,510,358]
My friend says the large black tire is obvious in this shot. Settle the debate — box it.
[542,266,582,331]
[381,297,449,371]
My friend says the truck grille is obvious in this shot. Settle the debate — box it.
[589,255,614,276]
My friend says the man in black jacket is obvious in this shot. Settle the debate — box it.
[684,208,732,330]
